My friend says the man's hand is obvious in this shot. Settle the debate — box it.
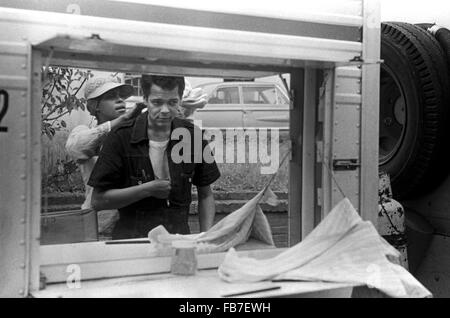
[141,179,171,199]
[121,102,147,121]
[92,179,170,210]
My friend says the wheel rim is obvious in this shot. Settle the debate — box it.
[379,64,407,165]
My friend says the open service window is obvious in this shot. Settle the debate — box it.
[0,0,380,297]
[34,40,307,285]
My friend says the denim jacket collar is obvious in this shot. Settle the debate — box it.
[130,114,191,144]
[130,113,149,144]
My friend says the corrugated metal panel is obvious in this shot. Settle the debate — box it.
[0,0,364,28]
[333,104,361,160]
[332,170,360,209]
[0,1,365,79]
[0,0,363,41]
[0,43,30,297]
[329,66,362,212]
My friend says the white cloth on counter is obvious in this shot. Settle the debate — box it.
[217,198,432,298]
[148,188,277,255]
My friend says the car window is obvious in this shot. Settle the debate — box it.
[209,86,239,104]
[242,86,278,104]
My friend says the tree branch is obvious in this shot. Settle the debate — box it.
[42,103,64,121]
[73,77,88,96]
[47,110,69,122]
[42,80,57,112]
[42,68,90,125]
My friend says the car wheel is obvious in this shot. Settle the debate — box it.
[379,22,450,200]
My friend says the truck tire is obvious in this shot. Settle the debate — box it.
[380,22,450,200]
[415,23,435,31]
[416,23,450,76]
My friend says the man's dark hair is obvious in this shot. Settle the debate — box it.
[141,74,185,100]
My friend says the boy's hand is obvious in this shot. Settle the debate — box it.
[121,102,147,121]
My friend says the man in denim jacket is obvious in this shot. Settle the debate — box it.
[88,75,220,239]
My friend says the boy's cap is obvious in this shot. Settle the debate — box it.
[84,77,133,100]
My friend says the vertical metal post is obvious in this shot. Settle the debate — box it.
[288,68,304,246]
[360,0,380,225]
[27,49,42,293]
[320,69,335,219]
[302,68,317,238]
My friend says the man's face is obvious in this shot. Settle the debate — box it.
[146,84,180,129]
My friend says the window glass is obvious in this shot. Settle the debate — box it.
[243,86,277,104]
[209,87,239,104]
[40,71,290,251]
[125,75,142,96]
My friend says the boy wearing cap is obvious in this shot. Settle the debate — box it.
[66,76,145,211]
[87,75,220,239]
[179,80,208,121]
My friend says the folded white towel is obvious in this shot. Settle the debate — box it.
[218,198,431,298]
[148,188,276,255]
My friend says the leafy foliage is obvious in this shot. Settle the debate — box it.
[42,158,84,193]
[41,67,93,139]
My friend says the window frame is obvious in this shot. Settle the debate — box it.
[31,53,367,290]
[124,74,143,97]
[0,0,380,296]
[39,240,286,283]
[32,52,306,287]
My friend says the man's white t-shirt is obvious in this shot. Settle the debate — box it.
[149,139,170,180]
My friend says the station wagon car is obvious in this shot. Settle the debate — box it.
[193,81,290,129]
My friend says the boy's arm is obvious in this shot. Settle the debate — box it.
[66,103,146,161]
